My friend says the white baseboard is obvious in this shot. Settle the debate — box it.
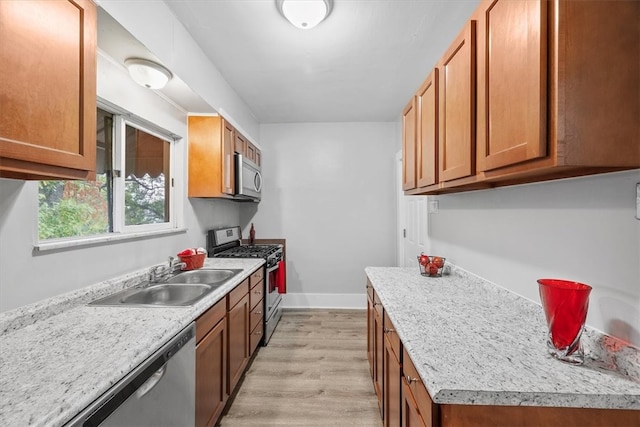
[281,293,366,309]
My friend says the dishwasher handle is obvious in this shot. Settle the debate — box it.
[135,364,167,400]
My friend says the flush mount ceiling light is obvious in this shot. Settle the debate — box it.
[124,58,172,90]
[276,0,333,29]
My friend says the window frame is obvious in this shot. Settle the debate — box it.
[34,100,185,252]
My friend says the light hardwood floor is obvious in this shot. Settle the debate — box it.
[218,309,382,426]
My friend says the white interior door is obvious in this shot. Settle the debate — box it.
[396,152,430,267]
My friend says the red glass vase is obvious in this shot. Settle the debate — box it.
[537,278,592,364]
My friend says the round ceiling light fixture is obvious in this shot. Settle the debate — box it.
[276,0,333,30]
[124,58,172,90]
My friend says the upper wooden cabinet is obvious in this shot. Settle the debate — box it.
[188,116,235,197]
[416,69,439,189]
[402,98,417,190]
[438,21,476,184]
[404,0,640,195]
[476,0,547,172]
[0,0,97,180]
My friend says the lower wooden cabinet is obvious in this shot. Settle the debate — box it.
[195,299,227,427]
[367,282,640,427]
[402,348,438,427]
[196,267,264,426]
[384,313,401,427]
[249,272,264,356]
[227,280,250,393]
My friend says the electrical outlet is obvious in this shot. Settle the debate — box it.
[427,199,439,214]
[636,183,640,220]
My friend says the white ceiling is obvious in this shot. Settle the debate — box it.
[99,1,481,123]
[163,0,480,123]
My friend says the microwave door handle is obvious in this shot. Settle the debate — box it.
[254,170,263,192]
[237,155,243,193]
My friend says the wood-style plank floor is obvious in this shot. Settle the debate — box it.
[218,309,382,426]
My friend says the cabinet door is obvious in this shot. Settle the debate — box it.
[246,141,256,163]
[0,0,97,180]
[402,97,417,190]
[402,348,438,427]
[373,296,384,416]
[196,318,227,427]
[234,132,245,155]
[228,293,249,393]
[476,0,547,171]
[402,379,428,427]
[222,120,235,195]
[416,69,439,188]
[367,285,375,380]
[438,21,476,182]
[384,333,401,427]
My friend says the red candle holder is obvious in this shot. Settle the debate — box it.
[537,278,592,364]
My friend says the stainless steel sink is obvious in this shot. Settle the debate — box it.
[120,284,212,306]
[89,268,242,307]
[164,268,240,285]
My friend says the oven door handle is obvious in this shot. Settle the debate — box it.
[266,263,279,273]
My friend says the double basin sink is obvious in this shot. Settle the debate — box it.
[90,268,243,307]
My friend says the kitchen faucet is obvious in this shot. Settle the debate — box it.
[149,256,186,282]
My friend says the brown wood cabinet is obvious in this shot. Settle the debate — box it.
[195,299,227,427]
[233,131,261,167]
[368,285,640,427]
[476,0,547,173]
[384,312,401,427]
[402,98,417,190]
[404,0,640,196]
[438,21,476,184]
[227,279,250,393]
[0,0,97,180]
[416,69,439,189]
[188,116,235,197]
[367,280,385,416]
[249,267,264,355]
[402,348,438,427]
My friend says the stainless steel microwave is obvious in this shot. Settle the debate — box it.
[234,154,262,202]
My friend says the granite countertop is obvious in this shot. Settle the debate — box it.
[0,258,264,427]
[365,266,640,410]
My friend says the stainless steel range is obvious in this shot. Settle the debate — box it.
[207,226,283,345]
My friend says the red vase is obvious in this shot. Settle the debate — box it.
[537,278,592,364]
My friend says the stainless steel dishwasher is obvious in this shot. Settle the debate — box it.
[67,323,195,427]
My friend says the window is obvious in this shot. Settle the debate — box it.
[38,106,178,243]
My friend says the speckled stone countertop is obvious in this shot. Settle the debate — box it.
[0,258,264,427]
[365,266,640,410]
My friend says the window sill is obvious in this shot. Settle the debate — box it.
[34,228,188,254]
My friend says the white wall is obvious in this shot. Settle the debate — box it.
[240,122,398,308]
[427,170,640,346]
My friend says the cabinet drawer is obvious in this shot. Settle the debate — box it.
[403,347,438,425]
[250,301,264,332]
[250,321,263,354]
[373,292,383,318]
[250,268,264,288]
[383,311,401,361]
[366,280,374,301]
[196,298,226,344]
[250,284,263,310]
[228,278,249,309]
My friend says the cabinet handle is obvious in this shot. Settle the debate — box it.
[254,331,262,335]
[254,311,262,315]
[254,290,261,294]
[405,375,421,384]
[373,302,380,306]
[384,327,395,333]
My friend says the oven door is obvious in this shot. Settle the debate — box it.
[266,263,281,317]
